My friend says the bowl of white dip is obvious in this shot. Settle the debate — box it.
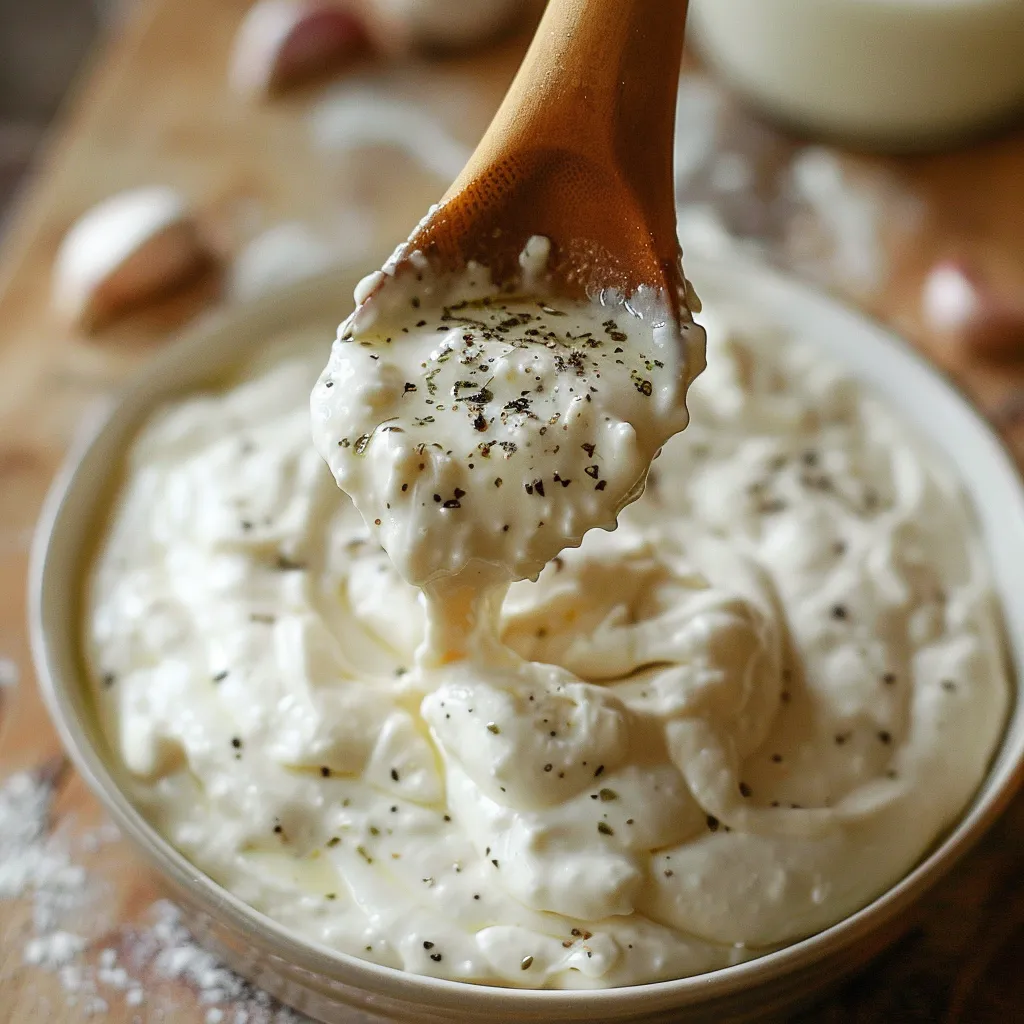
[31,256,1024,1023]
[688,0,1024,150]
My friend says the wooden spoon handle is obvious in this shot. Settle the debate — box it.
[471,0,689,241]
[398,0,691,302]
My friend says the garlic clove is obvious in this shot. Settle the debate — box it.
[229,0,369,100]
[922,259,1024,360]
[53,187,212,331]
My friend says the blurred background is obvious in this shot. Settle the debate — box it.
[0,0,125,225]
[1,0,1021,354]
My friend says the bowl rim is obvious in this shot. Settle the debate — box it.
[28,255,1024,1016]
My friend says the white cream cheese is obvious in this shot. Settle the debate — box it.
[86,295,1008,988]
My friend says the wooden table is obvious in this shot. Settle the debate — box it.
[1,1,1023,1020]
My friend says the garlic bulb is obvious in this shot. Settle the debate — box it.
[229,0,369,99]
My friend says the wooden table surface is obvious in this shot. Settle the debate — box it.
[1,1,1023,1020]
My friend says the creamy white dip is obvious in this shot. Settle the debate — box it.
[86,292,1008,988]
[310,247,703,664]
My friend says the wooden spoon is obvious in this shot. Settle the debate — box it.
[366,0,693,313]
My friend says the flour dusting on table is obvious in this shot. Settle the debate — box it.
[0,766,311,1021]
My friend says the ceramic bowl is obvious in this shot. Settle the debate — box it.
[689,0,1024,150]
[30,257,1024,1023]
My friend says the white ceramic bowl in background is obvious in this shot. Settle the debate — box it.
[30,258,1024,1023]
[689,0,1024,150]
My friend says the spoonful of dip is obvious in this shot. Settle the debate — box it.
[312,0,703,660]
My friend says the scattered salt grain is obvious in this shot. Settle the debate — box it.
[83,994,109,1016]
[81,821,120,853]
[98,963,131,989]
[24,930,86,967]
[60,962,84,992]
[0,655,18,688]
